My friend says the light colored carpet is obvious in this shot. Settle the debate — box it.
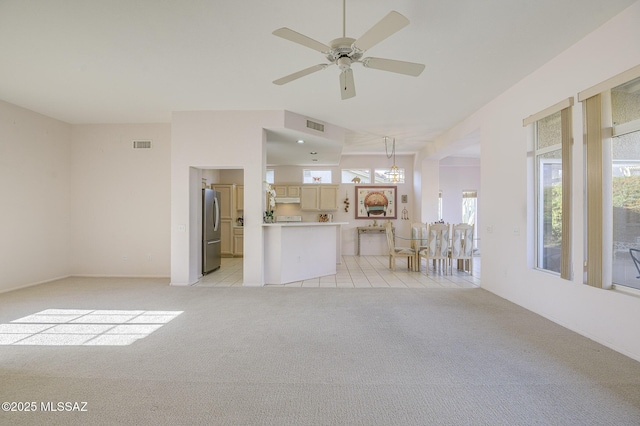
[1,277,639,425]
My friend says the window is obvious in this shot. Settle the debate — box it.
[374,168,405,183]
[580,65,640,289]
[524,98,573,278]
[341,169,371,184]
[611,76,640,291]
[303,169,332,184]
[536,112,563,274]
[265,169,274,184]
[462,190,477,226]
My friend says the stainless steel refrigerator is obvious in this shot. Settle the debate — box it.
[202,189,221,274]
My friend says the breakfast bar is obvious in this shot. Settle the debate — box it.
[263,222,346,285]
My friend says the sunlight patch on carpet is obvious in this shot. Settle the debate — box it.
[0,309,182,346]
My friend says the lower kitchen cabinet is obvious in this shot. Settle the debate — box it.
[233,227,244,256]
[220,220,233,256]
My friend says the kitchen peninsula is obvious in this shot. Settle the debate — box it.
[263,222,347,285]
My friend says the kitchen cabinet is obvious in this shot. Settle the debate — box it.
[319,185,339,210]
[300,185,339,211]
[233,227,244,256]
[211,185,234,220]
[300,186,319,210]
[274,185,300,197]
[220,221,233,256]
[211,184,235,256]
[235,185,244,211]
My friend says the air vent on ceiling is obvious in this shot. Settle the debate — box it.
[132,140,152,149]
[306,120,324,132]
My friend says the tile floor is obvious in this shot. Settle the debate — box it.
[196,255,481,288]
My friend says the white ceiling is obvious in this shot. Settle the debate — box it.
[0,0,636,163]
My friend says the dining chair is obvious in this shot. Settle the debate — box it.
[450,223,474,275]
[419,222,450,275]
[385,222,415,271]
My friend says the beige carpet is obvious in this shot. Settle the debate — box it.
[1,277,639,425]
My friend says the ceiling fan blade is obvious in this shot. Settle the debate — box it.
[339,69,356,100]
[352,11,409,52]
[272,28,331,53]
[273,64,328,85]
[362,57,425,76]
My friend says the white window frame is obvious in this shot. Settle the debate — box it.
[303,169,332,184]
[579,64,640,289]
[374,168,405,183]
[341,169,371,184]
[524,97,573,279]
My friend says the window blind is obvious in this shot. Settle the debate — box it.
[584,94,604,288]
[560,107,572,280]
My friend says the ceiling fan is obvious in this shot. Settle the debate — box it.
[272,0,425,100]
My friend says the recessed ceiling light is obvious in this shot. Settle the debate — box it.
[310,151,317,155]
[297,139,304,144]
[312,159,318,162]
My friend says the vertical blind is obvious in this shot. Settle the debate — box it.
[584,94,604,288]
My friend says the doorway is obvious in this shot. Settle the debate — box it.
[198,168,244,285]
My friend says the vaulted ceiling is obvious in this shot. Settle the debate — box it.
[0,0,636,163]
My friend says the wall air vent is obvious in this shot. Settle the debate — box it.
[306,120,324,132]
[132,140,152,149]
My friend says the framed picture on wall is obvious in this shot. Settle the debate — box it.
[355,186,397,219]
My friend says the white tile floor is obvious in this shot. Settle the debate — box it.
[196,255,481,288]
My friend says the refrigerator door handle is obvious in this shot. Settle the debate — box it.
[213,196,220,232]
[207,240,221,244]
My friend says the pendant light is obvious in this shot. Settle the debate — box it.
[384,137,400,183]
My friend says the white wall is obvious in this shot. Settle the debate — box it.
[422,1,640,361]
[0,100,72,293]
[439,157,481,248]
[171,110,283,286]
[418,158,440,223]
[70,124,171,277]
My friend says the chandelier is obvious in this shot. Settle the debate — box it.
[384,137,400,183]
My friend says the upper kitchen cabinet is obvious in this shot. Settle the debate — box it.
[274,185,300,197]
[235,185,244,211]
[300,185,339,211]
[211,184,234,220]
[319,186,339,210]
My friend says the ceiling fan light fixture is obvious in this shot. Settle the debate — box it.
[337,56,352,71]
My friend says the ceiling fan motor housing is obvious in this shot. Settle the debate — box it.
[328,37,363,68]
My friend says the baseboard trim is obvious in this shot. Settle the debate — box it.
[71,274,170,279]
[0,275,71,294]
